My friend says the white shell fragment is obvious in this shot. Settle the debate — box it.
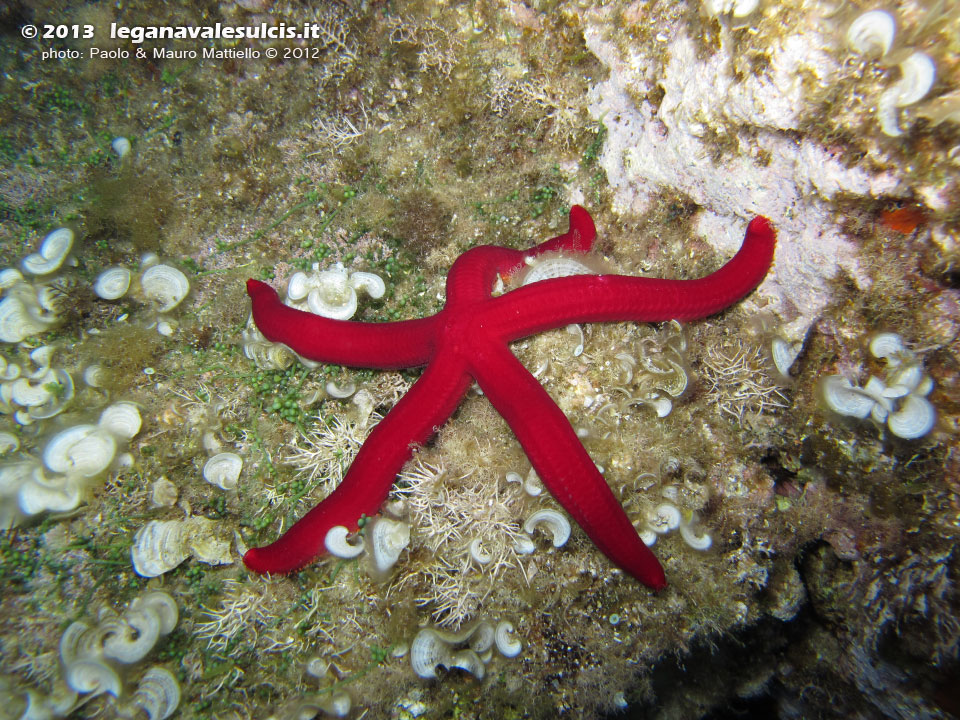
[523,509,571,547]
[98,402,142,439]
[615,352,636,383]
[521,256,596,285]
[523,469,543,496]
[56,590,179,718]
[391,643,409,658]
[566,324,585,357]
[28,344,54,372]
[732,0,759,18]
[132,590,180,634]
[878,52,937,137]
[203,452,243,490]
[242,314,294,370]
[0,294,57,343]
[290,691,352,719]
[678,514,713,551]
[887,394,936,439]
[819,375,876,419]
[506,468,544,497]
[151,476,179,507]
[8,368,74,422]
[819,332,936,439]
[449,649,486,679]
[860,376,893,423]
[305,657,330,679]
[325,380,357,399]
[638,527,658,547]
[22,228,74,276]
[65,659,122,697]
[10,376,53,407]
[350,271,386,299]
[410,621,501,681]
[0,356,20,381]
[58,621,95,666]
[771,337,802,379]
[513,536,536,555]
[469,537,492,565]
[17,469,81,516]
[83,365,107,387]
[494,621,522,658]
[285,263,384,320]
[43,425,117,478]
[2,401,144,527]
[367,516,411,574]
[646,502,682,534]
[131,667,180,720]
[352,389,376,423]
[647,394,673,418]
[131,517,232,576]
[0,431,19,454]
[0,268,23,289]
[141,264,190,312]
[59,591,178,666]
[846,9,895,57]
[411,629,452,679]
[16,688,78,719]
[464,621,495,654]
[703,0,759,18]
[111,136,132,158]
[324,525,365,558]
[885,362,924,397]
[869,331,906,360]
[888,52,937,108]
[131,520,187,577]
[93,267,132,300]
[156,320,176,337]
[102,610,162,664]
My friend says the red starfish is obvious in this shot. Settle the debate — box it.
[244,206,775,590]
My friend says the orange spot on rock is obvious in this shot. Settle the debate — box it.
[880,206,928,234]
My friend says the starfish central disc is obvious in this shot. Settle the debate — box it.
[243,206,776,591]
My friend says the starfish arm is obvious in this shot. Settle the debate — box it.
[519,204,596,258]
[446,206,597,305]
[446,247,529,305]
[467,341,667,590]
[246,279,439,368]
[244,350,472,575]
[485,216,776,340]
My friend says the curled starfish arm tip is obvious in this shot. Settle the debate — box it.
[246,277,273,296]
[643,564,668,592]
[533,204,597,256]
[743,214,777,271]
[243,546,299,574]
[563,204,597,252]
